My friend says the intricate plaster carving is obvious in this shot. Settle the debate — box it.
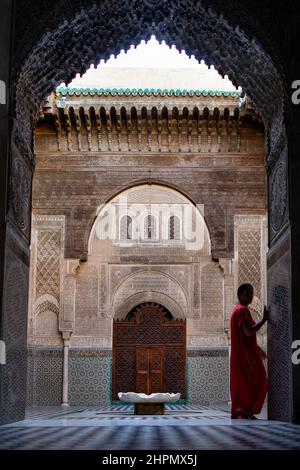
[234,215,267,308]
[112,269,188,318]
[188,335,228,348]
[28,215,66,342]
[200,263,224,318]
[271,160,288,234]
[9,156,30,233]
[36,231,61,300]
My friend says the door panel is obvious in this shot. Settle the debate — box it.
[136,347,149,393]
[135,347,165,394]
[149,348,164,393]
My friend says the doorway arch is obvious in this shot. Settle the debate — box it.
[1,0,294,425]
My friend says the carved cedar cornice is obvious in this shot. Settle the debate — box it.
[35,91,264,155]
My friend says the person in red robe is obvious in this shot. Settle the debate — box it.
[230,283,268,419]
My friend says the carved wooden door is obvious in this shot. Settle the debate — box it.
[135,347,165,394]
[113,304,186,400]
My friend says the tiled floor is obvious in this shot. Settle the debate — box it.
[0,404,300,450]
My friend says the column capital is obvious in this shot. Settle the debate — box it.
[61,331,72,341]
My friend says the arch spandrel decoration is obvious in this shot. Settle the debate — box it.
[112,303,186,401]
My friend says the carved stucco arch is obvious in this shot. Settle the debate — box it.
[112,270,189,319]
[114,291,186,321]
[34,294,59,317]
[111,268,189,305]
[33,294,60,336]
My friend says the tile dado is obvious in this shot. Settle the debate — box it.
[27,348,229,406]
[26,352,63,406]
[26,348,111,406]
[69,356,111,406]
[188,353,229,405]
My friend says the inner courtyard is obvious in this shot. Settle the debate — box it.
[27,46,267,409]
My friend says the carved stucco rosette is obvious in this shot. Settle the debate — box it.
[271,161,287,233]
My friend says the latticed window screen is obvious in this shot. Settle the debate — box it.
[120,215,133,240]
[144,215,156,239]
[169,215,180,240]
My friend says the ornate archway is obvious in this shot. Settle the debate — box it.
[1,0,295,425]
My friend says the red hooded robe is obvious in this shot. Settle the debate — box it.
[230,304,268,418]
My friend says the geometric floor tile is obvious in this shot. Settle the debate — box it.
[0,405,299,450]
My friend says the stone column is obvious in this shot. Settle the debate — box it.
[60,273,75,408]
[61,332,71,408]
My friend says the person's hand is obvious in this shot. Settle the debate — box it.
[262,306,269,323]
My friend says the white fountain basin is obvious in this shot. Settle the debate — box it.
[118,392,181,403]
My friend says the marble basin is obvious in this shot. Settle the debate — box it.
[118,392,181,403]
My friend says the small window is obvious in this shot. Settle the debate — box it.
[169,215,180,240]
[120,215,133,240]
[144,215,156,240]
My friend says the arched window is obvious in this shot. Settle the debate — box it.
[120,215,133,240]
[169,215,181,240]
[144,215,156,240]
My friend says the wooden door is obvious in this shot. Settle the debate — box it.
[112,305,186,401]
[135,347,165,394]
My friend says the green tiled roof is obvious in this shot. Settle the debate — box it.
[56,87,241,98]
